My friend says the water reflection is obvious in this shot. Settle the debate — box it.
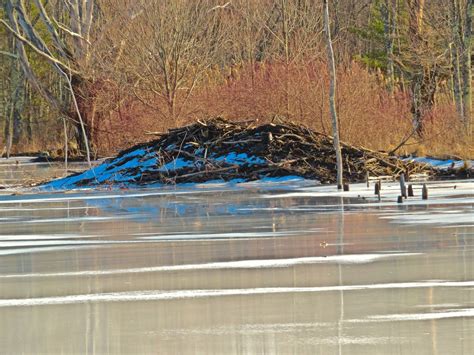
[0,178,473,354]
[0,159,90,188]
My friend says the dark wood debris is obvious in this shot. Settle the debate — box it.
[73,118,469,186]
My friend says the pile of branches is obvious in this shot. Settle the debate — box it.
[73,117,443,186]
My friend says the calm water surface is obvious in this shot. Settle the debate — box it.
[1,161,473,354]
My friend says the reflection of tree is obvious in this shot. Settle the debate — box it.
[337,195,345,355]
[428,287,438,355]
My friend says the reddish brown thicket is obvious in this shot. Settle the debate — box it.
[86,60,472,158]
[3,1,473,159]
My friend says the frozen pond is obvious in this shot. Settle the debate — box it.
[1,160,474,354]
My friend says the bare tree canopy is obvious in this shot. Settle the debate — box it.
[1,0,472,160]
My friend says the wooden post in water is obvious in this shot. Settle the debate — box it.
[422,184,428,200]
[366,172,370,188]
[374,180,382,201]
[399,173,407,198]
[343,183,350,191]
[408,184,414,197]
[397,195,403,203]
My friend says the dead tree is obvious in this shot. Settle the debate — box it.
[118,0,228,125]
[449,0,472,136]
[461,0,473,135]
[381,0,396,95]
[1,25,24,158]
[323,0,343,190]
[450,0,464,121]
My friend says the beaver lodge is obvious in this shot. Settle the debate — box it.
[43,118,470,189]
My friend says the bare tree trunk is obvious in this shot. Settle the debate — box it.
[408,0,422,134]
[4,52,24,157]
[70,76,93,160]
[4,103,13,158]
[62,115,68,171]
[323,0,343,190]
[461,0,473,135]
[281,0,291,118]
[12,102,22,144]
[450,0,464,119]
[12,61,25,145]
[408,0,435,136]
[66,74,91,167]
[410,76,423,134]
[381,0,395,95]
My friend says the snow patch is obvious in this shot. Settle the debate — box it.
[158,157,194,172]
[2,279,474,307]
[402,156,473,170]
[42,148,270,190]
[0,253,419,279]
[214,152,265,166]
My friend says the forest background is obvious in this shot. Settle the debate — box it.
[1,0,473,159]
